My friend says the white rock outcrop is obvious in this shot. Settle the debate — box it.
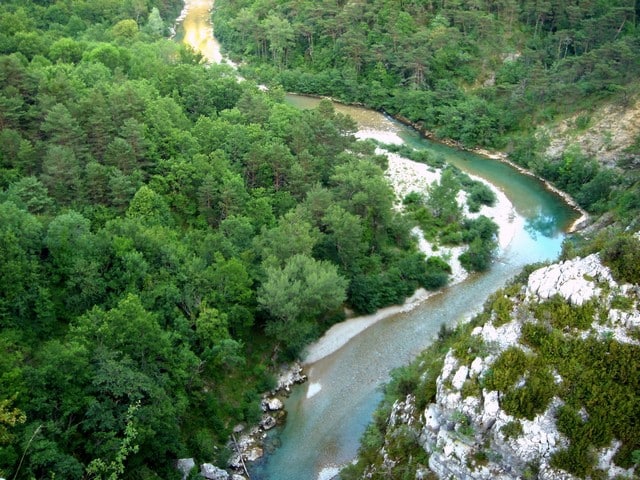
[200,463,229,480]
[402,255,638,480]
[526,253,612,305]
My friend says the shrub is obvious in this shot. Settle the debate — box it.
[452,334,489,364]
[501,364,556,420]
[483,346,528,391]
[500,420,523,439]
[490,294,513,326]
[601,233,640,284]
[532,295,595,330]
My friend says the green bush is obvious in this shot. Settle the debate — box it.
[452,334,489,364]
[601,233,640,284]
[490,294,513,327]
[500,420,523,439]
[501,364,556,420]
[532,295,595,330]
[483,347,528,391]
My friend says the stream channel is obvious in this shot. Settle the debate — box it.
[175,3,579,479]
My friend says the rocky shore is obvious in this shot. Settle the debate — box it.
[177,363,307,479]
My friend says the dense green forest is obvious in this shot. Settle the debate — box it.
[0,1,502,478]
[214,0,640,218]
[2,0,640,479]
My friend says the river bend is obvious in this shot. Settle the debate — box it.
[174,5,578,480]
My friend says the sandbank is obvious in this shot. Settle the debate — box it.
[303,149,520,365]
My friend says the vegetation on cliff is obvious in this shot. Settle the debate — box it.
[343,241,640,479]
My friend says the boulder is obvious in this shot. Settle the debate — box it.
[200,463,229,480]
[260,414,277,430]
[451,365,468,390]
[527,254,612,306]
[244,446,264,462]
[265,397,284,411]
[424,404,441,432]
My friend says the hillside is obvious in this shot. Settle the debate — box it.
[208,1,640,478]
[215,0,640,219]
[0,1,506,478]
[1,1,640,479]
[342,239,640,479]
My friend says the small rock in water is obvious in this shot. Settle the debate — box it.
[260,414,277,430]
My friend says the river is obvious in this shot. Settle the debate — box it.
[174,0,225,64]
[249,97,576,480]
[174,4,578,480]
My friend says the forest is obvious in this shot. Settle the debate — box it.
[1,0,640,479]
[0,0,499,478]
[214,0,640,218]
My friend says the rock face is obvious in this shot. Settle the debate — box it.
[541,97,640,167]
[371,255,639,480]
[526,253,612,305]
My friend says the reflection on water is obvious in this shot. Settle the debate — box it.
[525,212,561,239]
[176,0,223,63]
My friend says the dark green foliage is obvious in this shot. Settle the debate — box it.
[532,295,596,331]
[0,1,470,476]
[501,363,556,420]
[489,293,514,327]
[215,0,640,152]
[452,332,489,365]
[500,421,523,440]
[601,233,640,284]
[483,347,529,392]
[467,182,497,213]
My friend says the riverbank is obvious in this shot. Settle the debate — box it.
[390,113,590,233]
[303,134,521,366]
[287,93,588,233]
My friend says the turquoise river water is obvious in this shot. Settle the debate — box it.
[247,96,577,480]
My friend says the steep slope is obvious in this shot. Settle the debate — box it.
[346,246,640,479]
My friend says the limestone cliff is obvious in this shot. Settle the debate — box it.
[355,254,640,480]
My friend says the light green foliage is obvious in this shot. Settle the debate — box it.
[86,403,140,480]
[0,398,26,445]
[489,293,514,327]
[145,8,164,37]
[126,186,172,226]
[259,254,348,355]
[111,19,139,42]
[532,295,596,330]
